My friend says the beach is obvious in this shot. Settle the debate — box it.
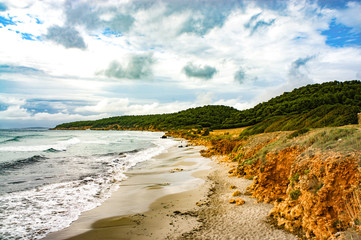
[44,140,298,240]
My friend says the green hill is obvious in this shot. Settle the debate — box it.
[55,105,240,130]
[55,80,361,133]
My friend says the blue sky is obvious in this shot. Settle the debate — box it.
[0,0,361,128]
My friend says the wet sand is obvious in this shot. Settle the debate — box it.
[44,143,211,240]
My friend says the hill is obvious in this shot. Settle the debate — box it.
[55,105,240,130]
[55,80,361,132]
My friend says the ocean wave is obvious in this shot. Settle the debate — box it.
[1,136,23,143]
[0,155,47,172]
[43,148,63,153]
[97,149,142,158]
[0,133,178,240]
[0,137,80,152]
[0,134,44,144]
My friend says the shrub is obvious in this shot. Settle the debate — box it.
[290,173,300,183]
[290,189,302,200]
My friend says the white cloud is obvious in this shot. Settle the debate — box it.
[0,105,29,119]
[74,97,196,116]
[75,98,130,113]
[0,95,26,105]
[335,1,361,32]
[0,97,109,128]
[195,92,213,105]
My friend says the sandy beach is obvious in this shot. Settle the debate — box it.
[45,141,298,240]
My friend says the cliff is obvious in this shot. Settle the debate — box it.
[175,126,361,239]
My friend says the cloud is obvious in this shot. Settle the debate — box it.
[0,95,108,128]
[0,95,25,106]
[244,12,262,28]
[74,97,195,116]
[244,12,276,35]
[234,67,246,83]
[0,2,7,11]
[292,56,314,69]
[75,98,129,114]
[335,1,361,33]
[2,0,361,128]
[0,109,107,128]
[128,0,237,36]
[45,25,86,49]
[182,62,217,80]
[195,92,213,105]
[103,54,154,80]
[288,56,315,88]
[64,0,101,30]
[179,7,229,36]
[0,64,44,75]
[64,0,134,33]
[107,13,135,33]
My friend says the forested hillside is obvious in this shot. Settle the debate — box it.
[55,105,240,130]
[55,80,361,132]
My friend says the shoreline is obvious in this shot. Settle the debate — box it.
[44,142,212,240]
[45,139,298,240]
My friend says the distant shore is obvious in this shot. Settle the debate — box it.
[44,140,297,240]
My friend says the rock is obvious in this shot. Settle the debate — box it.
[161,135,167,139]
[232,190,241,197]
[235,198,245,205]
[170,168,184,173]
[229,185,237,189]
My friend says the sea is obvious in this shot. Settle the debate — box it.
[0,129,177,240]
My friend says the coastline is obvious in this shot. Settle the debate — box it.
[44,142,212,239]
[45,139,298,240]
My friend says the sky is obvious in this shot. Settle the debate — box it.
[0,0,361,128]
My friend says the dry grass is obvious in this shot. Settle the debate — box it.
[346,188,361,226]
[210,127,247,138]
[344,188,361,239]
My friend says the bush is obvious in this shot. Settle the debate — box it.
[290,189,302,200]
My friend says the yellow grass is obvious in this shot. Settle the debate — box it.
[210,127,247,138]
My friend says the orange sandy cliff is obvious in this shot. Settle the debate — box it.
[172,126,361,239]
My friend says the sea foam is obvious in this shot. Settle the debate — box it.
[0,135,177,240]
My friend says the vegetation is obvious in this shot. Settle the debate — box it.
[290,189,302,201]
[55,80,361,133]
[229,80,361,127]
[240,104,359,136]
[55,105,240,130]
[288,128,310,139]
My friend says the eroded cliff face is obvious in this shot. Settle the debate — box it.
[249,146,304,204]
[187,127,361,239]
[270,153,360,239]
